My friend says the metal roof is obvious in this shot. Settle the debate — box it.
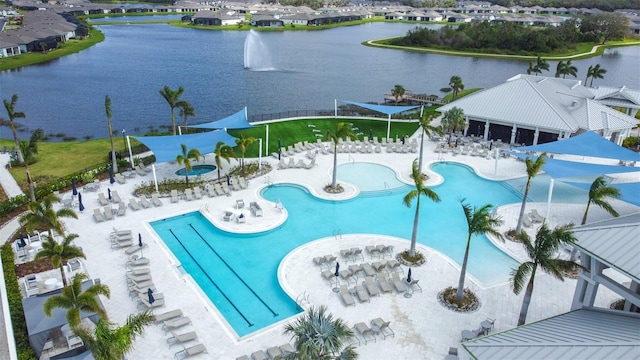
[438,75,637,134]
[572,213,640,281]
[463,308,640,360]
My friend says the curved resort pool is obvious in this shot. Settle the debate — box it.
[174,164,216,176]
[152,162,585,337]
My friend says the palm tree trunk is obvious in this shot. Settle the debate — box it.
[518,269,536,326]
[60,264,68,287]
[418,129,425,173]
[25,164,36,202]
[515,179,532,233]
[456,237,471,301]
[581,202,591,225]
[10,122,25,163]
[185,173,189,186]
[409,198,420,257]
[331,147,338,189]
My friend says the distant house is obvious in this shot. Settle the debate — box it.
[251,15,283,27]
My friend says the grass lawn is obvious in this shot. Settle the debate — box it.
[3,118,421,188]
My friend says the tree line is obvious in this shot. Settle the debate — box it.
[391,13,630,55]
[486,0,640,11]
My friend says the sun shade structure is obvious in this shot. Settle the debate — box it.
[513,131,640,162]
[511,153,640,179]
[133,130,237,164]
[190,108,254,130]
[335,100,420,139]
[563,180,640,207]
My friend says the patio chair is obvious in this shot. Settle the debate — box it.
[134,165,146,176]
[223,210,233,222]
[214,183,225,196]
[391,272,407,293]
[171,190,179,203]
[348,264,364,280]
[279,343,295,356]
[523,215,534,228]
[386,259,402,274]
[97,193,109,206]
[238,177,248,189]
[362,276,380,297]
[338,285,355,307]
[154,309,183,324]
[266,346,283,360]
[138,293,165,310]
[530,209,545,222]
[117,202,126,217]
[139,195,152,209]
[360,263,377,277]
[406,279,422,293]
[222,183,231,195]
[353,322,376,344]
[93,208,106,223]
[251,350,268,360]
[236,199,245,209]
[151,193,163,207]
[236,213,246,223]
[115,173,127,184]
[278,158,287,170]
[339,270,355,285]
[351,248,364,262]
[184,188,194,201]
[162,316,192,334]
[205,184,217,197]
[376,274,394,293]
[174,343,207,359]
[354,284,370,303]
[129,198,141,211]
[24,275,40,297]
[112,190,122,204]
[192,186,203,199]
[139,162,153,173]
[340,248,354,262]
[103,205,114,221]
[167,330,198,348]
[371,318,395,339]
[231,178,242,192]
[365,245,380,259]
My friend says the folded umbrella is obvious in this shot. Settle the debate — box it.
[78,192,85,212]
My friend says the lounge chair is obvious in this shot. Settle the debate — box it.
[167,330,198,348]
[251,350,268,360]
[154,309,183,324]
[386,259,402,274]
[125,243,147,255]
[391,273,407,293]
[214,183,225,196]
[340,248,353,262]
[232,178,242,192]
[365,245,380,259]
[115,173,127,184]
[127,267,150,276]
[93,208,106,223]
[372,261,386,272]
[163,316,192,334]
[406,279,422,293]
[151,193,163,206]
[362,276,380,297]
[223,210,233,222]
[205,184,217,197]
[97,193,109,206]
[353,322,376,344]
[313,256,326,268]
[354,284,370,303]
[339,270,355,285]
[266,346,283,360]
[279,344,294,356]
[24,275,39,297]
[111,238,132,250]
[236,213,246,223]
[523,215,534,228]
[192,186,203,199]
[360,263,377,277]
[135,165,146,176]
[117,202,126,216]
[139,162,153,173]
[287,158,295,168]
[238,177,248,189]
[138,293,165,310]
[139,195,152,209]
[250,202,262,217]
[348,264,364,279]
[112,190,122,204]
[171,190,179,203]
[296,159,306,168]
[351,248,364,262]
[128,282,156,298]
[104,205,114,220]
[222,183,231,195]
[126,256,150,268]
[376,274,394,293]
[338,285,355,307]
[530,209,545,222]
[129,198,141,211]
[174,343,207,359]
[127,273,152,284]
[278,158,287,170]
[184,188,194,201]
[371,318,395,339]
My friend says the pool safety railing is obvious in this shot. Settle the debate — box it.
[168,229,254,327]
[500,181,532,202]
[384,181,389,189]
[295,291,310,310]
[264,176,273,185]
[188,224,279,318]
[348,154,355,164]
[333,229,342,240]
[200,204,209,213]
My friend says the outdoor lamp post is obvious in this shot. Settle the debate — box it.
[122,129,127,167]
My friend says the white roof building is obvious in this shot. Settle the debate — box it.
[437,75,638,146]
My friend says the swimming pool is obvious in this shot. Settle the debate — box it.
[174,164,217,176]
[151,162,540,337]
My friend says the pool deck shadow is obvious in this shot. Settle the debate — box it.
[8,135,636,360]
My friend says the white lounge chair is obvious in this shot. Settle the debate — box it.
[115,173,127,184]
[103,205,114,221]
[371,318,395,339]
[117,202,126,216]
[154,309,183,324]
[354,284,370,303]
[192,186,203,199]
[171,190,179,203]
[338,285,355,307]
[184,188,193,201]
[391,273,407,293]
[111,190,122,204]
[93,208,105,223]
[236,199,245,209]
[139,195,152,209]
[530,209,545,222]
[353,322,376,344]
[129,198,141,211]
[97,193,109,206]
[163,316,192,334]
[167,330,198,348]
[174,343,207,359]
[151,193,163,207]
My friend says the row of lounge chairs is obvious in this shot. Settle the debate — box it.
[277,157,316,170]
[236,343,295,360]
[97,190,122,206]
[334,271,421,306]
[365,244,394,259]
[522,209,545,228]
[111,229,147,255]
[352,318,395,345]
[128,193,163,211]
[151,309,207,359]
[93,202,126,223]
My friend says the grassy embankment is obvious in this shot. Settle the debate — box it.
[0,27,104,71]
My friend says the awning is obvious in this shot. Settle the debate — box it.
[514,131,640,161]
[190,108,254,130]
[511,153,640,179]
[133,130,237,163]
[338,100,420,115]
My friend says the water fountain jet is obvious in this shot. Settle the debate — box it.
[244,30,274,71]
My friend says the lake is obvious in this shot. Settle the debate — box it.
[0,22,638,140]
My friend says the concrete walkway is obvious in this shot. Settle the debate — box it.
[0,153,24,198]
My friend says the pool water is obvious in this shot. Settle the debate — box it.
[174,164,217,176]
[152,162,575,337]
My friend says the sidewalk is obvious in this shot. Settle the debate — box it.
[0,154,24,198]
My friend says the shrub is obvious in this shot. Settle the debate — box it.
[622,136,639,151]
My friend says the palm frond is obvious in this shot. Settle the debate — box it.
[510,262,534,294]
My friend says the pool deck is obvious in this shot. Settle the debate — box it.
[6,135,640,360]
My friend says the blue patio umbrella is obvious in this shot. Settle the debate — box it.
[78,192,85,212]
[278,138,282,160]
[18,233,27,248]
[107,188,111,201]
[71,178,77,196]
[335,262,340,277]
[148,288,155,304]
[406,268,412,283]
[109,166,115,184]
[369,128,373,140]
[226,175,231,186]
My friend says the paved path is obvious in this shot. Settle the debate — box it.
[0,154,23,198]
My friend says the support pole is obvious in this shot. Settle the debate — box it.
[265,124,269,158]
[386,114,391,140]
[546,178,555,219]
[126,136,134,168]
[152,164,159,193]
[258,138,262,170]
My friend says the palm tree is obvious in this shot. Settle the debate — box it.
[235,135,255,172]
[43,273,110,329]
[511,223,578,326]
[213,141,236,181]
[535,55,549,75]
[403,159,441,257]
[449,76,464,100]
[282,305,357,360]
[158,85,185,135]
[73,312,154,360]
[19,193,78,240]
[581,175,621,225]
[441,106,465,135]
[178,100,195,131]
[34,233,85,287]
[3,94,36,201]
[105,95,118,173]
[417,114,444,174]
[391,84,405,105]
[455,201,504,301]
[589,64,607,87]
[585,64,593,85]
[515,153,547,234]
[175,143,201,186]
[326,122,357,190]
[555,60,577,78]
